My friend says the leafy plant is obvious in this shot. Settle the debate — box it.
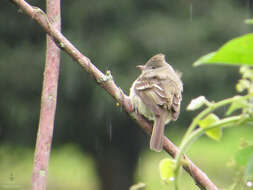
[159,29,253,189]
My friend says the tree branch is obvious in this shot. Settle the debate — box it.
[31,0,61,190]
[10,0,219,189]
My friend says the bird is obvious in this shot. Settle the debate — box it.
[129,54,183,152]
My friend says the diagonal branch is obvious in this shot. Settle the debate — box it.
[10,0,219,189]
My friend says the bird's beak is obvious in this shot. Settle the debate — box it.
[136,65,145,71]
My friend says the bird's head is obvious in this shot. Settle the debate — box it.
[136,54,167,72]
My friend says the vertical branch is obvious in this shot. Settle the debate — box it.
[31,0,61,190]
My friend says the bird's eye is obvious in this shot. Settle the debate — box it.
[151,66,156,69]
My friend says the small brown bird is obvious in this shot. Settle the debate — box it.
[130,54,183,152]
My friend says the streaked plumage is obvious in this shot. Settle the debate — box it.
[130,54,183,152]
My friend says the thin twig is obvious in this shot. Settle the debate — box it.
[10,1,219,189]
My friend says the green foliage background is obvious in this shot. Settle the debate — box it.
[0,0,252,190]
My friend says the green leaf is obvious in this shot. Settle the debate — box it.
[240,66,253,81]
[226,97,249,115]
[199,114,222,141]
[245,155,253,182]
[159,158,176,183]
[236,79,251,93]
[129,183,146,190]
[187,96,208,111]
[245,19,253,25]
[235,145,253,183]
[235,145,253,166]
[193,33,253,66]
[193,52,216,66]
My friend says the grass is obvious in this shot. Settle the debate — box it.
[0,144,99,190]
[0,125,252,190]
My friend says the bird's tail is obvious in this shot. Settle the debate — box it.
[150,115,166,152]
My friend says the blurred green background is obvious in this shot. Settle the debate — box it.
[0,0,252,190]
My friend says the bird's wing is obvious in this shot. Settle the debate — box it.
[162,79,182,121]
[135,76,182,120]
[135,78,167,104]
